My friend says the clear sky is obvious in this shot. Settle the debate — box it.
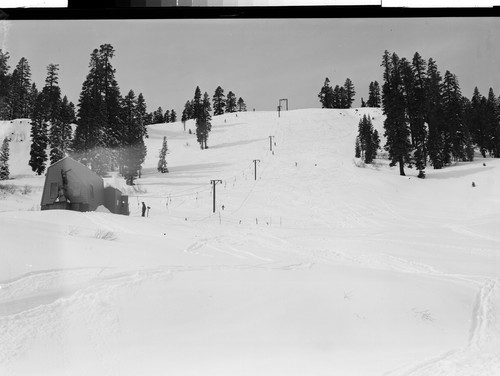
[1,17,500,115]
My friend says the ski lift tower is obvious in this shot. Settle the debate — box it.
[277,99,288,118]
[279,98,288,111]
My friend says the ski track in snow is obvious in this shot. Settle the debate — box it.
[384,278,500,376]
[258,231,500,376]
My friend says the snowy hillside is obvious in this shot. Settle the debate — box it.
[1,109,499,376]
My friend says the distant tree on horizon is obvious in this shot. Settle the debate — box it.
[153,107,164,124]
[366,81,381,108]
[170,109,177,123]
[213,86,226,116]
[318,77,334,108]
[343,78,356,109]
[226,91,237,113]
[237,97,247,112]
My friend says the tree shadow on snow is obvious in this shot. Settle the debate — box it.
[426,165,494,179]
[210,138,266,150]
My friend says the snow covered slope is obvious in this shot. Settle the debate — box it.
[0,109,499,376]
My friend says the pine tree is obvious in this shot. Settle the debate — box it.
[469,87,487,157]
[10,57,32,119]
[170,109,177,122]
[485,87,499,157]
[71,44,126,174]
[226,91,237,113]
[38,64,65,165]
[99,44,122,153]
[181,100,191,131]
[196,92,212,149]
[153,107,164,123]
[164,109,170,123]
[338,86,347,109]
[367,81,381,107]
[193,86,203,119]
[71,48,108,174]
[381,51,412,176]
[212,86,226,115]
[157,136,169,173]
[361,98,366,107]
[410,52,428,173]
[371,129,381,162]
[0,49,10,120]
[0,137,9,180]
[332,85,341,108]
[137,93,149,127]
[318,77,334,108]
[461,97,476,162]
[50,95,74,164]
[357,114,378,163]
[29,92,49,175]
[425,58,445,169]
[355,136,361,158]
[120,89,147,185]
[442,70,466,163]
[237,97,247,112]
[27,83,38,120]
[400,55,426,175]
[343,78,356,109]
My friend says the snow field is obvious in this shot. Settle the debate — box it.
[0,109,499,375]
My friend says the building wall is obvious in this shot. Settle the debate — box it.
[41,157,105,211]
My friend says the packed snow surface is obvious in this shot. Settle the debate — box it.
[0,109,499,376]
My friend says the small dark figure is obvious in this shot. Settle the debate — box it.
[142,202,146,217]
[483,163,486,166]
[221,205,225,210]
[472,182,476,187]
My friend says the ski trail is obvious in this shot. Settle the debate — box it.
[385,278,500,376]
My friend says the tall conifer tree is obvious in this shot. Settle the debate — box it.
[381,51,412,176]
[29,92,49,175]
[213,86,226,115]
[343,78,356,109]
